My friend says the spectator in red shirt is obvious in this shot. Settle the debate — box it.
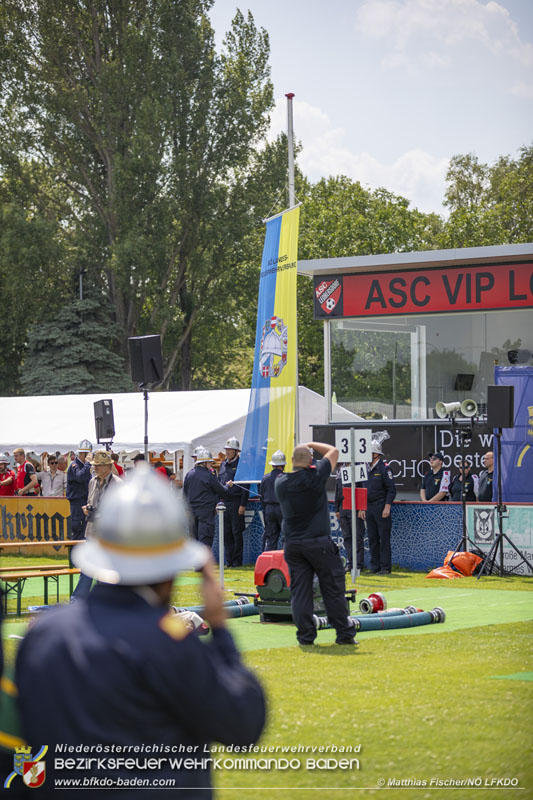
[13,448,39,497]
[0,453,15,496]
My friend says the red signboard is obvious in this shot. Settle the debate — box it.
[313,263,533,318]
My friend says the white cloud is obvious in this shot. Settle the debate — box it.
[355,0,533,68]
[511,80,533,98]
[269,98,449,214]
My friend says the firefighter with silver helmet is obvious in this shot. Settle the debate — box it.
[359,439,396,575]
[259,450,286,551]
[218,437,249,567]
[183,448,229,548]
[15,467,266,797]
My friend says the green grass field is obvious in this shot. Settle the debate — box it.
[2,557,532,800]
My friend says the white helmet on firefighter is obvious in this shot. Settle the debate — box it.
[0,453,9,464]
[225,437,240,451]
[77,439,93,453]
[371,440,383,455]
[73,466,209,584]
[269,450,286,466]
[195,448,214,464]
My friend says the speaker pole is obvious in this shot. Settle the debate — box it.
[144,388,149,463]
[477,426,532,578]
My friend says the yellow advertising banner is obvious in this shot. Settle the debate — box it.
[0,498,72,556]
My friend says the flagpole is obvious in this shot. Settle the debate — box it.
[286,92,299,445]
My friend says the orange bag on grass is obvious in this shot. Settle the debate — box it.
[444,550,483,576]
[426,566,464,579]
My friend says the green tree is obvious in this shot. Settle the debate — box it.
[440,145,533,247]
[20,294,132,395]
[295,176,442,393]
[1,0,273,390]
[0,164,71,394]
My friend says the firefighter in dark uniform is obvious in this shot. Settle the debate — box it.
[420,452,450,502]
[15,467,266,800]
[183,449,228,548]
[66,439,93,540]
[275,441,356,646]
[218,437,249,567]
[360,440,396,575]
[449,462,478,502]
[334,466,365,571]
[259,450,286,551]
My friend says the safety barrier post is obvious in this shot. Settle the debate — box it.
[216,502,226,588]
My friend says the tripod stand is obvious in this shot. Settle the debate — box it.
[448,419,482,565]
[476,427,533,578]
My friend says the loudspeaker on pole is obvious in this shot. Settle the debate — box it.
[128,335,163,386]
[94,399,115,441]
[487,385,514,429]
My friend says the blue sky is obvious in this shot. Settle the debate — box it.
[209,0,533,214]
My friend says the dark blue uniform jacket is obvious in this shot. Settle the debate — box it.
[66,458,92,503]
[15,584,266,799]
[183,465,228,510]
[259,468,284,506]
[218,457,249,506]
[366,458,396,505]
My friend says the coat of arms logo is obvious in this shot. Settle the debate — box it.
[4,745,48,790]
[259,316,288,379]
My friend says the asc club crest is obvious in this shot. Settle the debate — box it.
[259,316,288,379]
[4,745,48,790]
[315,279,342,315]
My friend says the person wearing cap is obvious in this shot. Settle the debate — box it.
[0,454,15,497]
[66,439,93,539]
[359,441,396,575]
[420,452,451,503]
[183,449,229,549]
[449,461,478,502]
[334,465,365,572]
[13,448,39,497]
[132,453,146,467]
[83,450,122,540]
[218,437,249,567]
[259,450,286,551]
[15,468,266,799]
[275,441,357,646]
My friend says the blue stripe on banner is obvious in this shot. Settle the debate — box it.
[237,216,282,481]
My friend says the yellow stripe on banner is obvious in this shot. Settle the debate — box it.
[517,444,530,467]
[266,206,300,466]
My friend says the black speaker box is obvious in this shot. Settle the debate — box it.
[487,385,514,429]
[128,335,163,386]
[94,399,115,441]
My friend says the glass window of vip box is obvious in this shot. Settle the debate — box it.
[304,246,533,422]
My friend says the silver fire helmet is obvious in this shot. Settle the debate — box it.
[77,439,93,453]
[225,437,240,450]
[73,466,209,584]
[269,450,286,466]
[195,448,214,464]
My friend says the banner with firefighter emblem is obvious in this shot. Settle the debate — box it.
[236,206,300,483]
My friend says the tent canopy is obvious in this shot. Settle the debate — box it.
[1,387,362,457]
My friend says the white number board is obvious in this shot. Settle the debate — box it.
[340,464,368,485]
[335,429,372,462]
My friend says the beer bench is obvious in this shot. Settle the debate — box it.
[1,568,81,616]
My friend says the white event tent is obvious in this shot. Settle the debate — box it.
[0,387,362,474]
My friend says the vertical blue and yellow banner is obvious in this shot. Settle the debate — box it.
[495,365,533,502]
[236,206,300,483]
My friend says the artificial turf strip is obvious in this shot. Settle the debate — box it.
[489,671,533,681]
[214,621,533,800]
[224,588,533,652]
